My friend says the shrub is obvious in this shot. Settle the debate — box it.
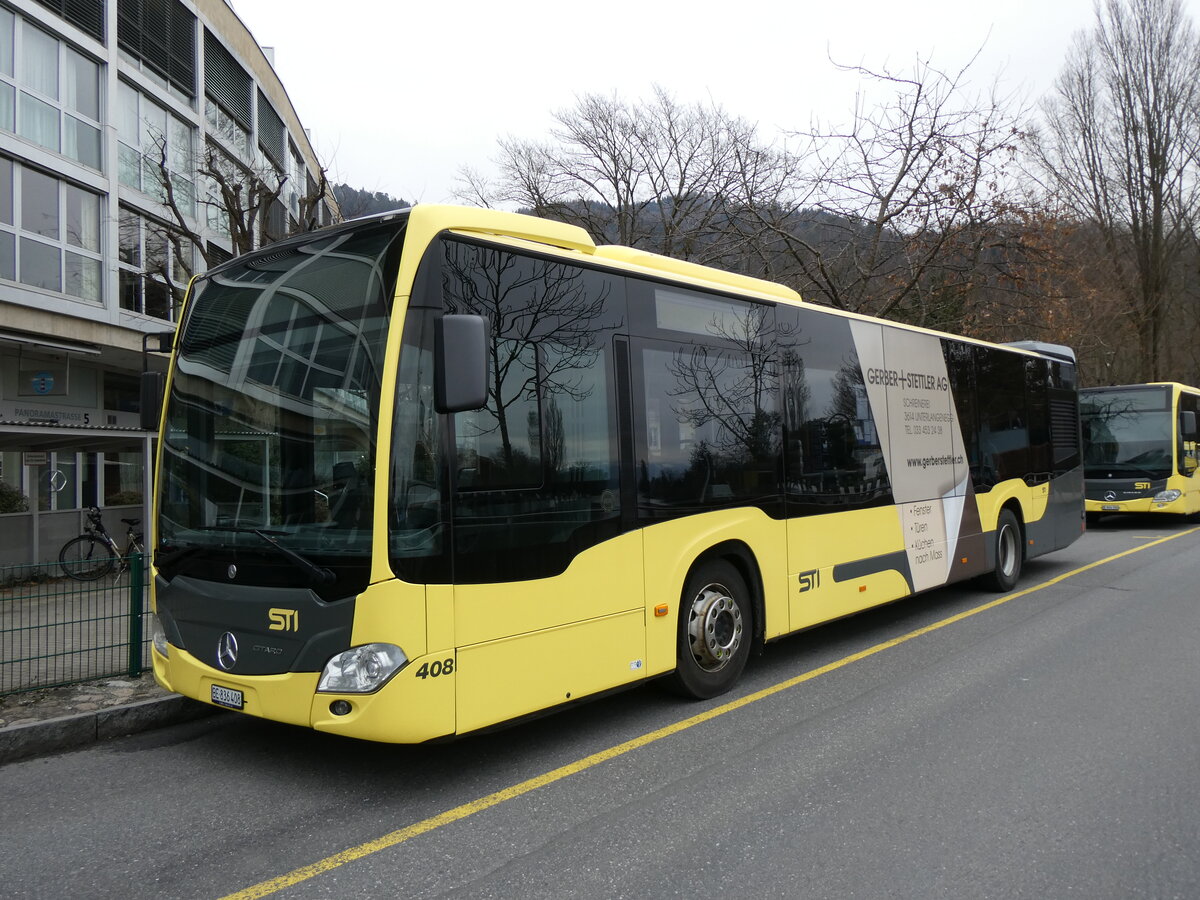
[0,480,30,513]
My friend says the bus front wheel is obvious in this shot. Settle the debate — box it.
[667,560,752,700]
[980,509,1023,592]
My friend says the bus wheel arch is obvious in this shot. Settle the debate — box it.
[666,542,761,700]
[980,503,1024,592]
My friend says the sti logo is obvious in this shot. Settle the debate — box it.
[1135,482,1152,490]
[798,569,821,593]
[268,608,299,632]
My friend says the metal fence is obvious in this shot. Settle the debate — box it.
[0,555,149,696]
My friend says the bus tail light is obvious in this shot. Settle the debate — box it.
[318,643,408,693]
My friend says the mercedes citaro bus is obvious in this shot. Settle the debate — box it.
[146,204,1084,743]
[1081,382,1200,522]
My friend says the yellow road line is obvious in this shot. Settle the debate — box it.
[222,527,1198,899]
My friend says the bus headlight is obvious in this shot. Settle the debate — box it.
[317,643,408,693]
[148,614,169,658]
[1154,489,1182,503]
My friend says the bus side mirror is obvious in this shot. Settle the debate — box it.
[140,371,166,431]
[1181,411,1197,440]
[435,315,489,413]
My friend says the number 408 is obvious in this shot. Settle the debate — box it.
[414,658,455,679]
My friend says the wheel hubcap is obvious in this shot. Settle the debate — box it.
[999,524,1017,577]
[687,582,743,672]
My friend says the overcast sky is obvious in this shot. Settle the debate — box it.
[228,0,1198,206]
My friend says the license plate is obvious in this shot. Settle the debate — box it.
[1102,504,1121,511]
[211,684,244,710]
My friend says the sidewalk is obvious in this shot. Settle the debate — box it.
[0,675,221,765]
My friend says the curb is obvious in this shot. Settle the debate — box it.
[0,695,223,765]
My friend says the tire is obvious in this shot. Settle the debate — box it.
[667,559,753,699]
[980,508,1023,592]
[59,535,118,581]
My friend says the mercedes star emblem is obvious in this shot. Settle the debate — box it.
[217,632,239,670]
[227,564,237,580]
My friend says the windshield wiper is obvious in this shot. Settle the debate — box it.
[252,529,336,586]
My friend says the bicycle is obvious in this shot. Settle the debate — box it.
[58,506,145,581]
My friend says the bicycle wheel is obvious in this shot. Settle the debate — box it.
[59,535,119,581]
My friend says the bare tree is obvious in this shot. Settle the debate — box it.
[743,54,1029,327]
[455,86,792,267]
[1027,0,1200,381]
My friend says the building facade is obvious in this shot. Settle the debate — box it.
[0,0,333,565]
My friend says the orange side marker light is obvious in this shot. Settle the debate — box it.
[654,604,669,617]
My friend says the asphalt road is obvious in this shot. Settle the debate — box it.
[2,517,1198,900]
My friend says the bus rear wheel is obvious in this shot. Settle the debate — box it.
[667,560,752,700]
[980,509,1023,592]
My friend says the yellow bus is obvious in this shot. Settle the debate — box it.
[1081,382,1200,521]
[146,205,1085,743]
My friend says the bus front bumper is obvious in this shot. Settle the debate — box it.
[1086,495,1186,515]
[151,645,455,744]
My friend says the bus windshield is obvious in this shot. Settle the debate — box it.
[1081,386,1173,479]
[155,217,406,594]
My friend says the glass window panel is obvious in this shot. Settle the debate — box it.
[64,184,99,251]
[142,155,166,202]
[19,237,60,290]
[65,251,100,300]
[0,156,11,225]
[21,167,58,238]
[64,116,101,169]
[171,174,195,218]
[0,231,14,280]
[119,268,141,311]
[118,143,141,189]
[18,91,59,151]
[173,236,192,279]
[19,23,57,97]
[455,340,542,489]
[144,221,168,271]
[0,8,12,77]
[117,81,139,145]
[103,452,143,505]
[119,209,140,265]
[53,453,77,510]
[774,306,889,512]
[0,83,13,132]
[140,100,167,153]
[169,116,192,172]
[144,278,171,320]
[655,288,762,341]
[63,47,98,119]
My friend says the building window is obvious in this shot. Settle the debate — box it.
[203,30,251,160]
[0,156,102,300]
[104,371,141,413]
[118,206,191,321]
[0,13,101,169]
[35,1,105,43]
[117,80,195,216]
[116,0,196,104]
[287,143,304,219]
